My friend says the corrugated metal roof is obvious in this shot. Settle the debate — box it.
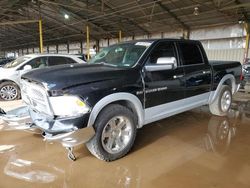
[0,0,249,50]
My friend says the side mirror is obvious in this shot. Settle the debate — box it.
[156,57,177,68]
[23,65,32,70]
[145,57,177,72]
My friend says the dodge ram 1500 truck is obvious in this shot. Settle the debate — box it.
[0,39,242,161]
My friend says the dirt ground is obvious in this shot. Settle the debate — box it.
[0,94,250,188]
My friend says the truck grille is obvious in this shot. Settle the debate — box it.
[21,80,53,116]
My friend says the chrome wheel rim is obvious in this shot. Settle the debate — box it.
[221,90,231,112]
[101,116,133,154]
[0,85,18,100]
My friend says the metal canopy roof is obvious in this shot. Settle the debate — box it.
[0,0,250,51]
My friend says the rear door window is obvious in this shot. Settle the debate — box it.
[48,57,77,66]
[65,57,77,64]
[178,42,204,66]
[78,55,87,62]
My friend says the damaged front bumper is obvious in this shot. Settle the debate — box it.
[43,127,94,148]
[0,106,33,130]
[43,126,95,161]
[0,106,95,161]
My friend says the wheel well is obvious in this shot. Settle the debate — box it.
[97,100,140,127]
[209,75,236,104]
[0,79,19,89]
[223,77,237,94]
[224,79,232,89]
[0,79,21,100]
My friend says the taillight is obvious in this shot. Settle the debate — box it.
[240,69,244,81]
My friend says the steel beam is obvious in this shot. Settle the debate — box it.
[221,2,250,10]
[156,1,189,30]
[97,0,150,35]
[0,19,39,26]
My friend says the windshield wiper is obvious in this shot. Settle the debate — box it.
[98,62,117,67]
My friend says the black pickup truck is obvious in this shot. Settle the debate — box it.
[0,39,242,161]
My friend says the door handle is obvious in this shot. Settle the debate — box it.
[202,71,211,74]
[173,75,184,79]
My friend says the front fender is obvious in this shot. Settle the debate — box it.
[87,92,144,128]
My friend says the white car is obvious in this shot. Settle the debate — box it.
[0,54,86,101]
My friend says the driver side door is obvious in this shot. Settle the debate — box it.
[143,41,185,124]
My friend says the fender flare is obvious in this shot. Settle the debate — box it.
[209,74,236,104]
[87,92,144,128]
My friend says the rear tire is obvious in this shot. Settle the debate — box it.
[86,104,137,161]
[209,85,232,116]
[0,81,21,101]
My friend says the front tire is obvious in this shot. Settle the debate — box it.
[0,81,21,101]
[209,85,232,116]
[86,104,137,161]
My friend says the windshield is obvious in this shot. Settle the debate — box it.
[4,56,31,68]
[89,42,152,67]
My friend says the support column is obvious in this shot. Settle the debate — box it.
[118,30,122,43]
[96,40,100,52]
[80,41,83,54]
[86,25,90,60]
[161,32,164,39]
[244,22,250,64]
[39,20,43,53]
[67,42,69,54]
[183,29,190,39]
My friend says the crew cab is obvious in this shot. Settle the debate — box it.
[0,54,86,101]
[0,39,242,161]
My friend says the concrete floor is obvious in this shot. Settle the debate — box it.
[0,94,250,188]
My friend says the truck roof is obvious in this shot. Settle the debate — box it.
[121,38,200,44]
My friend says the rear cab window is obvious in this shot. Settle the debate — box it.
[178,42,204,66]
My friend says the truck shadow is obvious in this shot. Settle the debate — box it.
[130,104,244,155]
[131,109,210,153]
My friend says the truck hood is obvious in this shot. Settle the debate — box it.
[21,63,132,90]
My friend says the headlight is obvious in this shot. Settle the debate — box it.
[49,96,90,116]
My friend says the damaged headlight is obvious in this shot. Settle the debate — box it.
[49,96,90,116]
